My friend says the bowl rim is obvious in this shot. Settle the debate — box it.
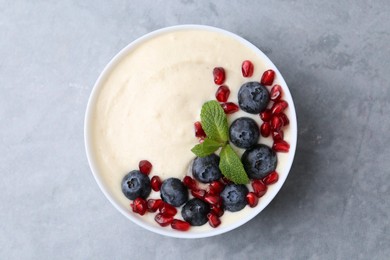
[84,24,298,239]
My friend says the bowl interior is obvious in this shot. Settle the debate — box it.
[84,25,297,238]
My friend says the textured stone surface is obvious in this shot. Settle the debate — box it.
[1,0,389,259]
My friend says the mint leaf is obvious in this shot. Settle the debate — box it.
[200,101,229,144]
[191,138,222,157]
[219,144,250,184]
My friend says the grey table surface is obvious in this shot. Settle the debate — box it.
[1,0,389,259]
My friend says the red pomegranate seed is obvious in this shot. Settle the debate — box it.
[194,121,206,138]
[159,203,177,216]
[221,177,232,185]
[210,204,224,217]
[246,192,259,207]
[272,129,284,142]
[270,84,283,101]
[139,160,152,175]
[147,199,163,212]
[260,69,275,86]
[207,213,221,228]
[263,171,279,185]
[183,176,198,190]
[260,122,271,137]
[260,109,272,122]
[209,181,225,195]
[273,140,290,152]
[241,60,254,77]
[215,85,230,102]
[279,113,290,126]
[204,194,220,205]
[191,189,206,199]
[271,116,283,131]
[271,100,288,115]
[150,176,162,191]
[251,179,267,197]
[171,219,191,231]
[154,213,174,227]
[213,67,225,85]
[221,102,239,114]
[130,197,147,215]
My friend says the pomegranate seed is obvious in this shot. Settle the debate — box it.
[271,116,283,131]
[273,140,290,152]
[150,176,162,191]
[241,60,254,77]
[270,84,283,101]
[159,202,177,216]
[183,176,198,190]
[272,129,284,142]
[260,122,271,137]
[209,181,225,195]
[207,213,221,228]
[130,197,147,215]
[279,113,290,126]
[271,100,288,115]
[215,85,230,102]
[210,204,224,217]
[213,67,225,85]
[154,213,174,227]
[171,219,191,231]
[147,199,163,212]
[246,192,259,207]
[139,160,152,175]
[260,69,275,86]
[260,109,272,122]
[204,194,221,205]
[251,179,267,197]
[263,171,279,185]
[221,177,232,185]
[194,121,206,138]
[191,189,206,199]
[221,102,239,114]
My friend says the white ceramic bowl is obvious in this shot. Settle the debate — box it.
[84,25,297,238]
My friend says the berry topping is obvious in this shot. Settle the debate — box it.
[271,115,283,131]
[183,176,198,190]
[204,193,221,205]
[220,102,239,114]
[194,121,206,139]
[181,198,210,226]
[121,170,151,200]
[147,199,164,212]
[246,192,259,207]
[192,154,222,183]
[154,213,174,227]
[272,129,284,142]
[208,180,225,195]
[241,144,277,179]
[271,100,288,115]
[213,67,226,85]
[215,85,230,102]
[160,178,189,207]
[272,140,290,152]
[241,60,254,77]
[238,82,270,114]
[251,179,267,197]
[279,113,290,126]
[220,184,249,212]
[150,176,162,191]
[207,213,221,228]
[270,84,282,101]
[191,189,206,199]
[260,69,275,86]
[160,202,178,216]
[263,171,279,185]
[229,117,260,149]
[260,109,272,122]
[171,219,191,231]
[260,122,271,137]
[139,160,152,175]
[130,197,148,215]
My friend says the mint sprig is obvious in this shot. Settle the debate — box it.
[191,100,249,184]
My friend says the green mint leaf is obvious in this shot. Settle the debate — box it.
[191,138,222,157]
[219,144,250,184]
[200,100,229,144]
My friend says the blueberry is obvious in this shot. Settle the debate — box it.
[192,154,222,183]
[229,117,260,149]
[220,184,248,212]
[121,170,151,200]
[238,81,270,114]
[241,144,277,179]
[160,178,189,207]
[181,198,210,226]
